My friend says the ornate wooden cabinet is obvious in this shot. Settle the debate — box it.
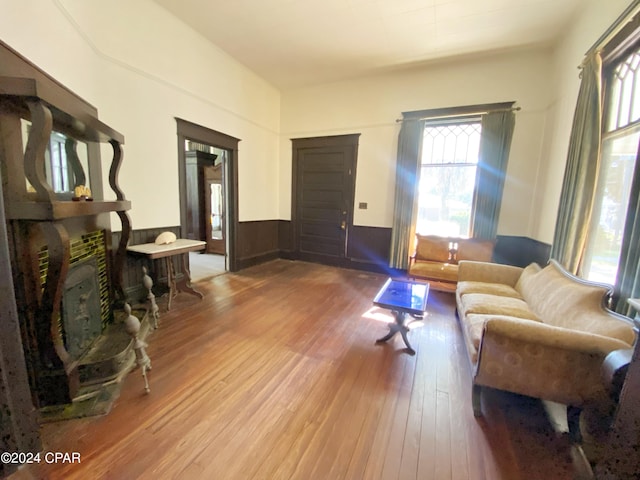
[0,43,132,407]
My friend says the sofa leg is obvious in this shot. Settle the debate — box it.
[472,384,482,417]
[567,406,583,444]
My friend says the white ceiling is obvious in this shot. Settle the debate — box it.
[153,0,583,89]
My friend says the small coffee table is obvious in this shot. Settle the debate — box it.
[373,278,429,354]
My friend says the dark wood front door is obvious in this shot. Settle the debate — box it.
[292,135,359,264]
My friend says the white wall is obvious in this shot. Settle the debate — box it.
[2,0,635,242]
[280,49,555,237]
[0,0,281,228]
[534,0,635,243]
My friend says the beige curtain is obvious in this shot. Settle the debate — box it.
[389,118,424,269]
[470,110,516,239]
[550,52,603,274]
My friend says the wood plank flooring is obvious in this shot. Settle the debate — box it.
[10,260,589,480]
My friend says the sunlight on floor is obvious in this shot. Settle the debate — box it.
[361,306,393,323]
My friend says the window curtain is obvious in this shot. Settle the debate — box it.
[389,118,424,269]
[550,52,603,274]
[615,160,640,314]
[470,110,516,239]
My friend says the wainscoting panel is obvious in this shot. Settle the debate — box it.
[278,220,293,254]
[236,220,280,270]
[116,225,550,287]
[347,225,392,269]
[494,235,551,267]
[279,220,393,274]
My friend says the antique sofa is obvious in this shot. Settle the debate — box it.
[408,234,494,290]
[455,259,636,442]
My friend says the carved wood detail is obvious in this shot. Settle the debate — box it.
[38,222,72,368]
[23,100,55,203]
[108,139,126,201]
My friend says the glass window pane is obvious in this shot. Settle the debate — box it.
[582,130,640,284]
[416,164,477,236]
[608,79,622,132]
[417,121,481,236]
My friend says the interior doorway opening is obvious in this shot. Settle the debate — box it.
[184,141,229,281]
[176,118,240,275]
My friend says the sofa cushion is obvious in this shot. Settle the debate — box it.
[457,239,494,262]
[415,235,451,262]
[457,281,522,298]
[458,293,540,321]
[514,262,543,295]
[409,260,458,282]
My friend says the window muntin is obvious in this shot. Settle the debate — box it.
[607,49,640,132]
[416,121,481,237]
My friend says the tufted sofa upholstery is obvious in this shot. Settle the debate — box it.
[456,259,636,441]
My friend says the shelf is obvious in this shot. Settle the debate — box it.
[0,76,124,144]
[5,200,131,220]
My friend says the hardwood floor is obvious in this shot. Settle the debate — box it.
[11,260,589,480]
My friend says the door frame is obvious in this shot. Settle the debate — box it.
[176,118,240,272]
[290,134,360,263]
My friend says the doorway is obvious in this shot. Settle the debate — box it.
[291,134,359,265]
[205,162,225,255]
[183,144,228,280]
[176,118,240,273]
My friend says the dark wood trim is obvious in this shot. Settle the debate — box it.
[0,166,41,478]
[590,2,640,62]
[0,40,100,119]
[236,250,281,271]
[402,101,516,121]
[175,118,240,272]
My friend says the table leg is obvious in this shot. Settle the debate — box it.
[165,257,177,311]
[175,253,204,301]
[376,310,415,354]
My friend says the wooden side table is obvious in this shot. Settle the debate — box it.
[127,239,206,310]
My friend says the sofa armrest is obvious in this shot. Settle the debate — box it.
[482,316,631,355]
[474,316,631,407]
[457,260,523,286]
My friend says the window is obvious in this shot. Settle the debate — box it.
[416,120,481,237]
[582,45,640,283]
[47,132,71,192]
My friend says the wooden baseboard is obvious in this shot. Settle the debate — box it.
[236,250,280,271]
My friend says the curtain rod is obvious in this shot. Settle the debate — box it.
[584,0,640,58]
[395,105,520,123]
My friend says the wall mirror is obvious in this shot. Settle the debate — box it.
[20,119,90,197]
